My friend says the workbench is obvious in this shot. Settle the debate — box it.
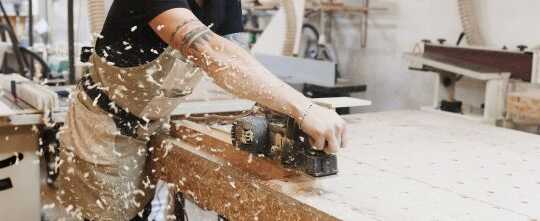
[152,110,540,221]
[0,85,71,221]
[0,79,254,221]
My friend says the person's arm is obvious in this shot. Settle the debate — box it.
[149,9,347,152]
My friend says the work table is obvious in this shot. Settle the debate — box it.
[152,110,540,221]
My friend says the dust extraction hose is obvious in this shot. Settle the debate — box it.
[457,0,485,46]
[87,0,107,35]
[282,0,298,56]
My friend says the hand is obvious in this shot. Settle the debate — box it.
[298,104,348,153]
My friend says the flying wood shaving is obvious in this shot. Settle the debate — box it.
[251,183,260,189]
[162,142,173,157]
[42,203,56,210]
[92,94,102,106]
[133,189,145,197]
[131,198,141,208]
[96,199,105,209]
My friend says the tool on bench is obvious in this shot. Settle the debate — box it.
[231,108,338,177]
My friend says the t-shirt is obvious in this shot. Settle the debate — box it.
[95,0,243,67]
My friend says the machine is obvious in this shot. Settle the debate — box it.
[231,107,338,177]
[406,41,540,124]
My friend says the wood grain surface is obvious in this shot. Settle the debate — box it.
[507,91,540,122]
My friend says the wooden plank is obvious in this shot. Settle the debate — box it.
[152,110,540,220]
[507,90,540,123]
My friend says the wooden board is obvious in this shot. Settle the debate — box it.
[151,110,540,221]
[507,90,540,122]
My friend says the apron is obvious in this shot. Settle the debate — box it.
[56,47,203,221]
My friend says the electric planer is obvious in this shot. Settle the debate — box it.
[231,107,338,177]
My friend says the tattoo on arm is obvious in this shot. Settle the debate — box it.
[169,19,198,48]
[171,22,212,48]
[183,26,211,47]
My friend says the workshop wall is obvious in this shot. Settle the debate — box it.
[41,0,540,112]
[336,0,540,112]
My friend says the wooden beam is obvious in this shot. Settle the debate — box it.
[150,131,339,221]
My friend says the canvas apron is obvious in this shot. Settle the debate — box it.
[56,47,203,221]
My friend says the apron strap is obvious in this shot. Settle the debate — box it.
[80,75,149,138]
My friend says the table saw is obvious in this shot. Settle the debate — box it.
[152,110,540,221]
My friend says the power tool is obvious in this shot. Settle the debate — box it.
[231,110,338,177]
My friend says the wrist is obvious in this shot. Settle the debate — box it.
[290,99,314,122]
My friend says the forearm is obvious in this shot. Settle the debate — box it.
[150,9,346,152]
[182,31,310,120]
[152,10,312,120]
